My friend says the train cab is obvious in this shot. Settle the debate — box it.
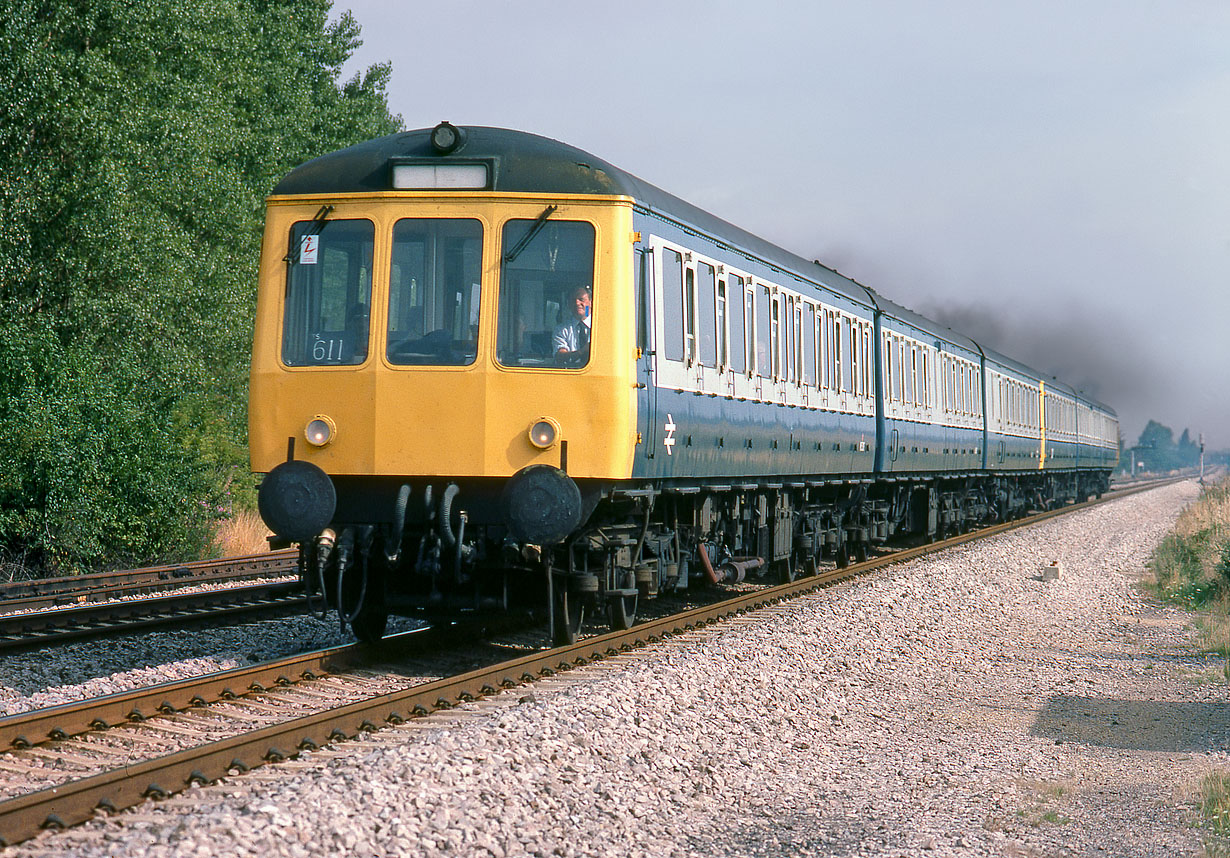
[250,125,650,638]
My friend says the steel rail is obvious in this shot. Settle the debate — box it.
[0,629,456,751]
[0,582,307,651]
[0,551,298,606]
[0,478,1180,846]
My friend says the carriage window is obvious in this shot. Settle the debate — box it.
[793,299,803,383]
[892,335,901,401]
[862,324,872,399]
[661,249,685,362]
[716,278,727,368]
[892,336,902,401]
[833,314,843,392]
[282,219,374,367]
[886,336,894,402]
[697,262,717,367]
[755,285,771,378]
[770,295,782,379]
[909,346,917,405]
[784,296,795,382]
[495,219,596,368]
[385,218,483,366]
[898,338,908,403]
[684,267,697,363]
[851,319,861,398]
[803,304,816,387]
[948,360,956,415]
[821,311,831,390]
[729,275,746,374]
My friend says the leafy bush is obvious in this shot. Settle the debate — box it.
[0,0,399,573]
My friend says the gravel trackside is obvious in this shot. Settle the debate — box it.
[9,480,1222,858]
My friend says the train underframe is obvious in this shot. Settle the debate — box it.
[296,468,1111,644]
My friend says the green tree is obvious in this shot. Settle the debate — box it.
[1137,420,1175,453]
[1131,420,1203,472]
[0,0,398,572]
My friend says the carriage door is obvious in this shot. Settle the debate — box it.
[639,245,659,457]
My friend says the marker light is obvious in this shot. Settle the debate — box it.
[430,121,466,154]
[305,416,336,447]
[528,417,560,450]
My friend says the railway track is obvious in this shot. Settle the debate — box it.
[0,550,297,605]
[0,552,301,652]
[0,478,1180,846]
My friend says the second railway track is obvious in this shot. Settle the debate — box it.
[0,553,302,652]
[0,550,297,605]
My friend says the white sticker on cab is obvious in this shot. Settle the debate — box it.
[300,235,319,265]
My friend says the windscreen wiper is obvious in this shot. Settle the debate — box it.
[284,204,335,263]
[502,204,558,263]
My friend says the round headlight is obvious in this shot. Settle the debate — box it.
[430,121,465,154]
[528,418,559,450]
[305,416,336,447]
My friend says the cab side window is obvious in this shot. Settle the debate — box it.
[495,219,596,368]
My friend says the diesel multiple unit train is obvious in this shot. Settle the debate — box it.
[251,123,1119,643]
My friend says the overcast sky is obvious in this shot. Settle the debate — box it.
[333,0,1230,448]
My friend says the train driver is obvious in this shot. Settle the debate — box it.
[553,285,592,358]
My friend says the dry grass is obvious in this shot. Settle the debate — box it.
[208,507,273,558]
[1197,611,1230,661]
[1172,482,1230,544]
[1201,771,1230,850]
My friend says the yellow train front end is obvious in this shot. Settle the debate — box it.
[249,129,641,639]
[250,193,636,481]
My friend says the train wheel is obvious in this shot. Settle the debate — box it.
[607,592,637,631]
[835,545,850,569]
[552,581,586,645]
[778,559,799,584]
[854,542,868,563]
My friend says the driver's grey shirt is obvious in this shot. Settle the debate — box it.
[552,317,591,353]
